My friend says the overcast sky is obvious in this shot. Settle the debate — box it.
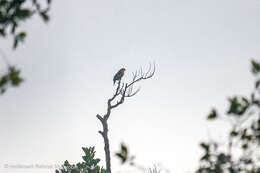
[1,0,260,173]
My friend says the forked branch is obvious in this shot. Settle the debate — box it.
[121,62,155,98]
[96,63,155,173]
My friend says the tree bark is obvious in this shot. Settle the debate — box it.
[97,114,111,173]
[103,121,111,173]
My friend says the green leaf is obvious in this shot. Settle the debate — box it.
[217,153,230,164]
[251,60,260,74]
[207,109,218,120]
[9,66,23,86]
[115,153,127,163]
[0,28,5,36]
[230,130,238,137]
[64,160,70,166]
[115,143,129,164]
[0,75,8,86]
[15,9,33,20]
[13,32,26,49]
[40,11,49,22]
[227,97,249,116]
[200,153,210,161]
[121,143,128,154]
[0,1,8,7]
[242,143,248,150]
[200,142,209,152]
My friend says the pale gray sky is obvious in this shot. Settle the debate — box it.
[1,0,260,173]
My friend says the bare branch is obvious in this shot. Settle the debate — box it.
[121,62,155,97]
[109,80,122,102]
[125,86,141,97]
[98,131,104,136]
[128,62,155,87]
[96,114,103,123]
[97,63,155,173]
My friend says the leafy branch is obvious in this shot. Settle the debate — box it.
[198,60,260,173]
[0,0,52,48]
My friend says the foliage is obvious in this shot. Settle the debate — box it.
[0,0,52,95]
[115,143,146,171]
[56,147,107,173]
[115,143,128,164]
[198,60,260,173]
[0,66,23,94]
[115,143,135,165]
[0,0,51,49]
[115,60,260,173]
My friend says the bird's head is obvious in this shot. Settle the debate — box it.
[120,68,126,72]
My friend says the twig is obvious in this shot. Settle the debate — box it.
[96,63,155,173]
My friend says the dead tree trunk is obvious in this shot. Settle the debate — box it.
[96,64,155,173]
[97,114,111,173]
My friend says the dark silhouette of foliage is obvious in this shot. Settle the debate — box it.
[197,60,260,173]
[0,0,51,48]
[0,66,23,94]
[115,60,260,173]
[0,0,52,95]
[56,147,107,173]
[115,143,129,164]
[115,143,143,170]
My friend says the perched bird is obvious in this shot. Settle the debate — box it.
[113,68,126,84]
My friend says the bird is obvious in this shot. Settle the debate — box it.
[113,68,126,84]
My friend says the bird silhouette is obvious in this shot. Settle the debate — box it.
[113,68,126,84]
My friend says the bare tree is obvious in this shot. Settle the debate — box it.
[96,63,155,173]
